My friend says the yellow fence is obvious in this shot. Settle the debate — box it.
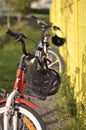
[50,0,86,114]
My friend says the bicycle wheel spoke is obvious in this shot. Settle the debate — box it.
[48,59,59,68]
[23,116,36,130]
[47,48,64,73]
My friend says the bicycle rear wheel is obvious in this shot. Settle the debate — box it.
[0,103,46,130]
[47,48,64,73]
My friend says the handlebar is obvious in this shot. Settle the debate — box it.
[6,28,28,56]
[31,15,61,30]
[31,16,51,28]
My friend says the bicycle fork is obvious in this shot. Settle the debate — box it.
[4,90,18,130]
[3,90,38,130]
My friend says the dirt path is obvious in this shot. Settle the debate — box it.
[31,95,69,130]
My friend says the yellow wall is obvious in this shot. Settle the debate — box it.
[50,0,86,114]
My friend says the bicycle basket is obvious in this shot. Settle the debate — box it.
[24,63,61,100]
[52,34,66,47]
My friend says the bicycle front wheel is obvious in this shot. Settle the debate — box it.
[47,48,64,73]
[0,103,46,130]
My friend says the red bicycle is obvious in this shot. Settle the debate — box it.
[0,27,61,130]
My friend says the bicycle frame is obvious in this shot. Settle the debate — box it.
[0,54,38,130]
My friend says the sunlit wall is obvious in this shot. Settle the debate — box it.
[50,0,86,114]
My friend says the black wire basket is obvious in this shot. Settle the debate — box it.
[24,62,61,100]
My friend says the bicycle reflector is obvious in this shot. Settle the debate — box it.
[52,34,66,47]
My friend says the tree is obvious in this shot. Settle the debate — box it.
[5,0,38,14]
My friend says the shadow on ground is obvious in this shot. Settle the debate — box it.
[31,96,69,130]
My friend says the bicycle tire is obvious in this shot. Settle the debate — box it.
[0,102,46,130]
[47,48,64,73]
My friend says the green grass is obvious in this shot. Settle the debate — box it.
[0,43,21,91]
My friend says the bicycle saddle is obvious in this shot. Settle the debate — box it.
[52,34,66,46]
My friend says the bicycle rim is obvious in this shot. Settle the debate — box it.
[47,48,64,73]
[0,103,46,130]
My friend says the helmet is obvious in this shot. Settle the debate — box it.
[52,34,66,47]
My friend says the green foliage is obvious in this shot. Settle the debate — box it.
[30,9,49,14]
[5,0,39,14]
[6,0,31,13]
[63,117,86,130]
[5,0,49,14]
[56,72,86,130]
[60,72,77,117]
[13,0,31,14]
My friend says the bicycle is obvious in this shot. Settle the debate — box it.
[0,27,61,130]
[30,15,66,73]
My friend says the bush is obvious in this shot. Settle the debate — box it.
[63,117,86,130]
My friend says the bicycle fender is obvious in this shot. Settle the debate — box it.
[0,98,38,108]
[15,98,38,108]
[0,98,7,104]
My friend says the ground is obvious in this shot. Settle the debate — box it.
[31,94,69,130]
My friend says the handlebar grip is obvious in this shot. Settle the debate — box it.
[5,28,18,38]
[5,28,27,41]
[31,15,47,25]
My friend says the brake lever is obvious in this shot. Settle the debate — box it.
[15,33,27,42]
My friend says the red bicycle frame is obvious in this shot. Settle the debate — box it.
[0,63,38,109]
[13,68,25,96]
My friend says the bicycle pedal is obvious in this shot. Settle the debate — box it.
[0,88,7,99]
